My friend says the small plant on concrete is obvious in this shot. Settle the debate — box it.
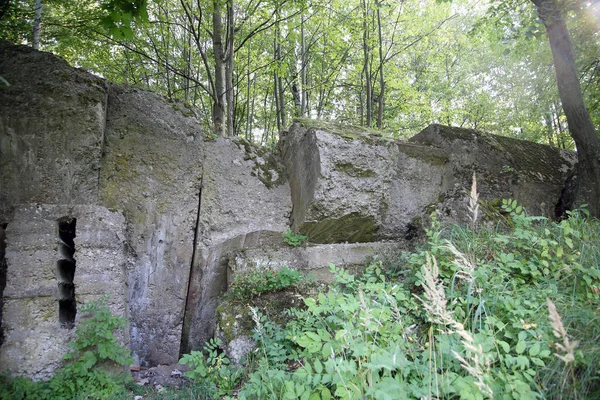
[228,266,304,301]
[180,338,242,398]
[49,298,133,399]
[282,229,308,247]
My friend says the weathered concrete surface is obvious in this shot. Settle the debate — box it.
[0,205,128,380]
[283,121,576,243]
[410,124,577,220]
[282,121,453,242]
[0,41,108,222]
[230,242,402,282]
[215,241,403,364]
[0,42,205,369]
[99,85,203,366]
[181,137,291,354]
[0,41,580,379]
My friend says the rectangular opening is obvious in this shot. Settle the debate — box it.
[57,217,76,328]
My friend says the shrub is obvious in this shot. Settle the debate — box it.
[283,229,308,247]
[0,298,133,400]
[229,201,600,400]
[227,266,306,301]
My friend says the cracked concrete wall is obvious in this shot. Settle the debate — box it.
[99,85,204,366]
[0,42,205,373]
[181,137,291,354]
[0,205,128,381]
[0,42,579,380]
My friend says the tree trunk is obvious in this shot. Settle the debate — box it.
[301,14,307,117]
[274,19,286,130]
[213,0,227,136]
[532,0,600,218]
[362,0,372,128]
[33,0,42,50]
[225,1,235,137]
[376,0,385,129]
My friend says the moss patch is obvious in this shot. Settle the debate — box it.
[397,143,449,166]
[334,162,377,178]
[300,212,379,243]
[216,287,308,342]
[293,118,396,146]
[234,138,287,188]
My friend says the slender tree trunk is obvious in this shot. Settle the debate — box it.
[362,0,372,128]
[301,14,307,117]
[274,71,281,133]
[33,0,42,50]
[376,0,385,129]
[225,1,235,136]
[532,0,600,217]
[213,0,227,136]
[245,41,252,140]
[274,19,286,130]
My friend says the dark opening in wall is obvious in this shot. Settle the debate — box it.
[57,217,77,328]
[0,223,7,346]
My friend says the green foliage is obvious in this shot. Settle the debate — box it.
[283,229,308,247]
[50,299,134,399]
[227,266,305,301]
[227,203,600,399]
[179,338,243,398]
[0,298,133,400]
[100,0,148,39]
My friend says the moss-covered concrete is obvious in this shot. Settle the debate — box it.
[300,213,379,243]
[233,137,287,188]
[333,162,377,177]
[397,143,449,166]
[293,118,396,145]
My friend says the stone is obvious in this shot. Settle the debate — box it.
[0,204,128,381]
[409,124,577,220]
[229,242,403,282]
[282,121,576,243]
[0,41,108,222]
[99,84,204,366]
[181,137,291,354]
[282,122,453,242]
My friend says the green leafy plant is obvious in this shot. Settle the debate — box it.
[227,266,305,301]
[48,299,133,399]
[228,200,600,400]
[0,298,133,400]
[180,338,243,398]
[283,229,308,247]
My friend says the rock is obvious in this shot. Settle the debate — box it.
[282,121,575,243]
[282,121,452,242]
[409,124,577,220]
[181,137,291,354]
[230,242,403,282]
[99,84,204,366]
[0,41,108,222]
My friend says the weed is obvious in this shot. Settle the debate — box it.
[283,229,308,247]
[0,298,133,400]
[227,266,306,301]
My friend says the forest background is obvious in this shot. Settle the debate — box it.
[1,0,598,147]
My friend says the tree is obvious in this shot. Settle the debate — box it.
[531,0,600,217]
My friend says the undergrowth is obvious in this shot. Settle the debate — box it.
[186,199,600,400]
[0,298,133,400]
[2,196,599,399]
